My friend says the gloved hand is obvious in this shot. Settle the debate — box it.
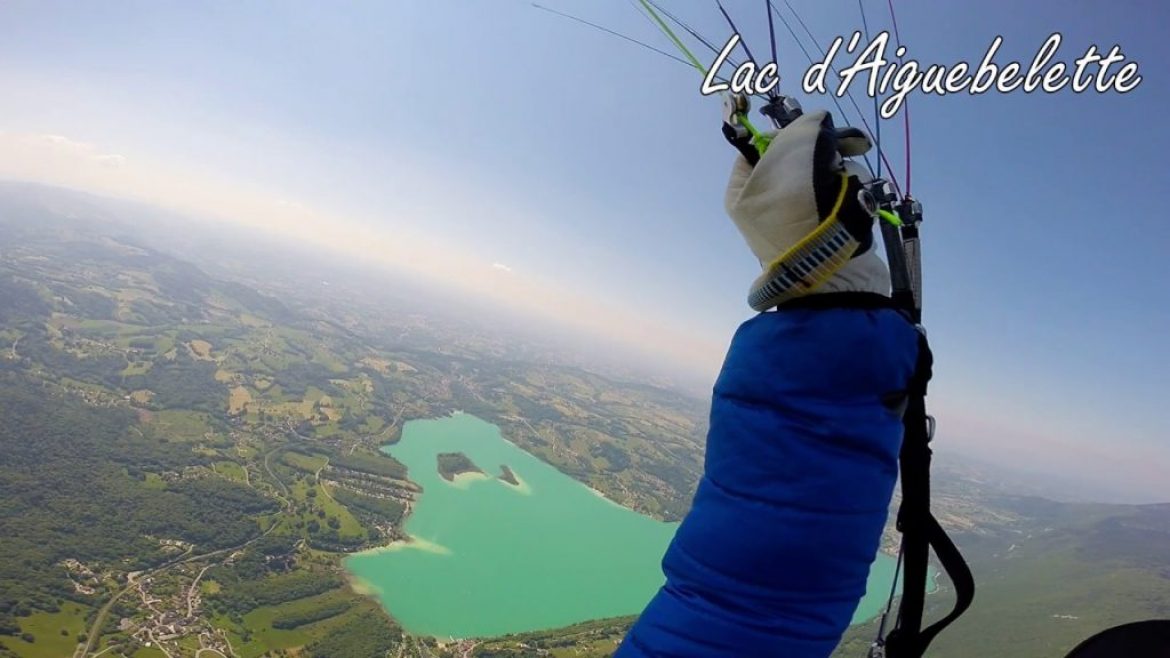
[724,110,890,303]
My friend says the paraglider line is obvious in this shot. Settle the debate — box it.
[770,2,875,177]
[635,0,708,74]
[857,0,882,183]
[765,0,779,81]
[887,0,911,195]
[715,0,763,83]
[532,3,691,68]
[641,0,747,73]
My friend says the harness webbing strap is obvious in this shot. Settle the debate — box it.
[883,331,975,658]
[919,511,976,647]
[878,220,915,314]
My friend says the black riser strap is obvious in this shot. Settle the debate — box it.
[884,513,976,657]
[918,514,976,648]
[886,397,931,657]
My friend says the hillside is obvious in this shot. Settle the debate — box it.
[0,186,706,658]
[834,478,1170,658]
[0,186,1165,658]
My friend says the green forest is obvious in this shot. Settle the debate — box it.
[0,373,274,636]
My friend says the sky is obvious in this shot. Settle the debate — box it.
[0,0,1166,501]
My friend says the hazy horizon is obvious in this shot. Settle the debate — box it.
[3,178,1165,506]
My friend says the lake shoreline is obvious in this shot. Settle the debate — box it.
[345,411,679,639]
[345,411,914,640]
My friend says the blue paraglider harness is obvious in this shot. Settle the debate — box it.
[535,3,977,655]
[721,85,977,656]
[711,10,977,646]
[739,111,976,656]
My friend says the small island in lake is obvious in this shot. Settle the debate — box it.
[498,464,520,486]
[437,452,483,481]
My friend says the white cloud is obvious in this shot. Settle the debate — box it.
[42,134,79,146]
[491,262,513,273]
[93,153,126,167]
[17,133,126,168]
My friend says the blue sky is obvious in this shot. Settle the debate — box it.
[0,1,1166,500]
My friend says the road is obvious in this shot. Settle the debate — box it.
[197,629,236,658]
[187,564,213,618]
[80,437,290,650]
[77,519,279,658]
[74,549,186,658]
[146,628,176,658]
[263,447,292,511]
[315,456,336,503]
[79,436,291,658]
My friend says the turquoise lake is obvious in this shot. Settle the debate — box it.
[345,412,903,639]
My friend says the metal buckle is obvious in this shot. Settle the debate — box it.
[722,93,751,140]
[761,95,803,128]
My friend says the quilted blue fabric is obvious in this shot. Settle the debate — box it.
[615,305,919,658]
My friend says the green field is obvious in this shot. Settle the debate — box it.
[237,590,355,654]
[212,461,249,483]
[4,602,89,658]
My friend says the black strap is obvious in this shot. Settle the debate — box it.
[884,332,975,658]
[773,291,898,312]
[919,513,976,648]
[722,123,760,166]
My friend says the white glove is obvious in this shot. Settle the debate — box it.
[724,110,890,300]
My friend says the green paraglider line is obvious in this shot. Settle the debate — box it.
[635,0,706,74]
[532,3,757,97]
[878,208,903,227]
[633,0,770,153]
[640,0,746,71]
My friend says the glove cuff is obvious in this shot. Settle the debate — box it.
[727,111,889,309]
[745,172,890,310]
